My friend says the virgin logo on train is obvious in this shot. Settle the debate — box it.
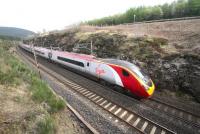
[95,67,106,75]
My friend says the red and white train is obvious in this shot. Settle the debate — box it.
[20,44,155,99]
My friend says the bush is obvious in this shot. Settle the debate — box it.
[37,116,55,134]
[31,77,65,113]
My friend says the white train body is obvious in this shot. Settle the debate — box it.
[20,44,123,87]
[19,44,155,98]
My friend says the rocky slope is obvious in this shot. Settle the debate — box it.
[24,25,200,102]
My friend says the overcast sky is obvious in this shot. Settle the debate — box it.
[0,0,175,32]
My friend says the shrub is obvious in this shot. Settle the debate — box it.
[37,116,55,134]
[31,77,65,113]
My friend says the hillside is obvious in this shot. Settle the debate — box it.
[0,27,35,38]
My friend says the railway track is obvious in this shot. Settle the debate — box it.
[144,98,200,128]
[17,47,176,134]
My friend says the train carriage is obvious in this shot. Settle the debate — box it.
[19,44,155,99]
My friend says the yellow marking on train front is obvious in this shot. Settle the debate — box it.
[147,81,155,96]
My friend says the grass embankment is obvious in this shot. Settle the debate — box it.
[0,40,65,133]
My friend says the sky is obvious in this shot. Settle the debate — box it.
[0,0,175,32]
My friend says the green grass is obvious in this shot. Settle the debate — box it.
[0,39,65,133]
[0,45,33,86]
[0,39,65,112]
[37,116,55,134]
[31,76,65,113]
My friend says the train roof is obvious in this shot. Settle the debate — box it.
[101,59,140,71]
[102,58,150,83]
[56,51,97,61]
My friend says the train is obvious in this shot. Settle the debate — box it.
[19,44,155,99]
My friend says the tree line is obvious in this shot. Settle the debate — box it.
[0,35,21,41]
[86,0,200,26]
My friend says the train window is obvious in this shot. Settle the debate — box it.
[57,56,84,67]
[35,50,44,55]
[87,62,89,66]
[122,69,129,77]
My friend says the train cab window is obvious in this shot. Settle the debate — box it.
[122,69,129,77]
[87,62,89,66]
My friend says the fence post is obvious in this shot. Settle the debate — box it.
[90,40,93,55]
[32,44,41,79]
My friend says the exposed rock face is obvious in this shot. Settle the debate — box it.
[24,30,200,102]
[147,54,200,102]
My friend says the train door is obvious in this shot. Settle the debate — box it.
[47,52,52,63]
[48,51,52,60]
[85,61,90,74]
